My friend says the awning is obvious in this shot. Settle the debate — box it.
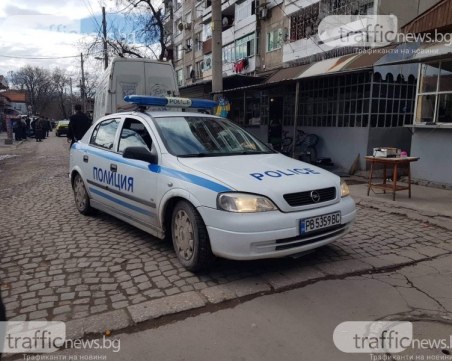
[183,74,268,96]
[402,0,452,34]
[297,53,359,79]
[265,64,311,84]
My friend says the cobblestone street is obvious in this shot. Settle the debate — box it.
[1,135,452,336]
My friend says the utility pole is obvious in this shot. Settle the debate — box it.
[69,77,74,115]
[211,0,223,101]
[102,6,109,69]
[80,53,86,112]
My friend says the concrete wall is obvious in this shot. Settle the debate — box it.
[378,0,443,28]
[410,129,452,187]
[259,6,285,72]
[295,126,370,170]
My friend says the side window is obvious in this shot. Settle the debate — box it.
[118,118,153,153]
[90,118,120,150]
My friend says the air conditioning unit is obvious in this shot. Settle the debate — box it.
[184,22,191,30]
[259,7,269,20]
[177,22,184,31]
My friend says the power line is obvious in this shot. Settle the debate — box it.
[81,0,102,30]
[0,51,104,60]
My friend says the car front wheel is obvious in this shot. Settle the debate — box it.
[171,201,214,272]
[73,174,93,215]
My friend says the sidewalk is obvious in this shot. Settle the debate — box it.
[348,176,452,230]
[0,132,24,148]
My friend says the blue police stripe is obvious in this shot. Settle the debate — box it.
[74,143,231,193]
[89,187,155,217]
[148,165,231,193]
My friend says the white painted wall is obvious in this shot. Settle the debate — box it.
[410,129,452,187]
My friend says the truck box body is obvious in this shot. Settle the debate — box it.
[93,58,179,121]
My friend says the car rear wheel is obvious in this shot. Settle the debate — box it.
[73,174,93,215]
[171,201,214,272]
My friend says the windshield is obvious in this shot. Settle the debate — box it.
[153,116,274,157]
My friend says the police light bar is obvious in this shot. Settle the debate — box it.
[124,95,218,109]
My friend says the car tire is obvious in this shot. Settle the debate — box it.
[73,173,93,215]
[171,201,214,272]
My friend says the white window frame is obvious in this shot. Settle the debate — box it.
[267,28,282,52]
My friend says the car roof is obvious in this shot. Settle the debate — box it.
[102,110,221,121]
[144,110,219,118]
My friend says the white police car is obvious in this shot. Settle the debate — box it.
[69,96,356,271]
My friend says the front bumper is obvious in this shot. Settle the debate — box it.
[197,196,356,260]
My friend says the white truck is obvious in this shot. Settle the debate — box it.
[93,58,179,121]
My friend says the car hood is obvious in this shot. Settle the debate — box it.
[177,153,341,212]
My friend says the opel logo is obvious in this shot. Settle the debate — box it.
[310,191,321,203]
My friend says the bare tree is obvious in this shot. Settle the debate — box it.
[129,0,168,61]
[82,1,167,62]
[51,68,70,119]
[9,66,53,115]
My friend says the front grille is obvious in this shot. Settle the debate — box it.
[283,187,336,207]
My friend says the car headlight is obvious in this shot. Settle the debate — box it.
[217,193,278,213]
[341,180,350,198]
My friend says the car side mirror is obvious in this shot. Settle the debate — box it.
[123,147,157,164]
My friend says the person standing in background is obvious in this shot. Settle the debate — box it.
[35,117,45,142]
[67,104,92,147]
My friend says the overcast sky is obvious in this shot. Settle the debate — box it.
[0,0,120,80]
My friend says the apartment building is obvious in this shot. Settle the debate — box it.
[163,0,442,170]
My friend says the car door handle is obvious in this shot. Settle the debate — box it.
[83,155,89,163]
[110,164,117,172]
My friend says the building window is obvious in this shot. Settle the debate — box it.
[235,0,253,22]
[175,0,182,10]
[415,61,452,124]
[267,29,282,52]
[202,23,212,40]
[195,32,203,51]
[235,33,255,59]
[186,65,193,80]
[185,11,192,24]
[186,38,192,51]
[175,44,183,61]
[290,2,319,41]
[222,43,235,63]
[195,3,203,19]
[328,0,374,15]
[196,60,203,78]
[176,69,184,86]
[175,18,182,36]
[297,70,416,128]
[203,54,212,71]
